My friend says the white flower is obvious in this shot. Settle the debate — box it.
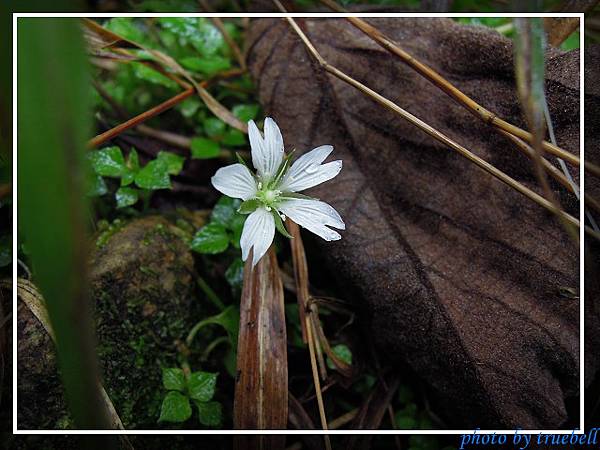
[211,117,345,267]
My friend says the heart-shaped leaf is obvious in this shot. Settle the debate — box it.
[158,391,191,423]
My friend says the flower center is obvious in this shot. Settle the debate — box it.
[256,186,281,209]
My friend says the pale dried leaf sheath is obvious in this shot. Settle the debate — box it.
[234,248,287,433]
[14,279,128,435]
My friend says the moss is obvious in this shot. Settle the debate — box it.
[18,215,200,430]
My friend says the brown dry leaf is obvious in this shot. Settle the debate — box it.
[234,248,287,437]
[247,17,590,428]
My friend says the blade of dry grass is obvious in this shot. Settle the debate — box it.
[234,248,287,434]
[287,220,332,450]
[514,17,579,244]
[277,11,600,241]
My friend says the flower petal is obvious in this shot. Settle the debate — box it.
[240,207,275,267]
[248,119,268,175]
[211,163,257,201]
[248,118,284,182]
[263,117,284,174]
[277,198,345,242]
[279,145,341,192]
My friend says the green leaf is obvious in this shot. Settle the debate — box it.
[397,384,414,405]
[188,371,218,402]
[162,367,186,392]
[232,104,259,122]
[128,148,140,171]
[89,146,126,178]
[178,97,201,118]
[158,391,192,423]
[225,258,244,290]
[273,211,293,239]
[196,18,225,55]
[121,149,140,186]
[191,137,220,160]
[326,344,352,370]
[408,435,440,450]
[204,117,226,138]
[115,187,139,208]
[211,196,242,227]
[222,129,247,147]
[223,347,237,377]
[134,159,171,190]
[18,17,107,429]
[180,56,231,76]
[195,401,222,427]
[157,17,199,42]
[394,403,418,429]
[230,214,245,249]
[133,62,178,89]
[236,152,250,168]
[105,18,146,44]
[191,223,230,254]
[202,305,240,344]
[86,173,108,197]
[237,199,259,215]
[157,151,185,175]
[396,413,417,430]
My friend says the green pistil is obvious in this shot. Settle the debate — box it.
[256,184,282,210]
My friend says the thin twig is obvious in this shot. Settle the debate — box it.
[278,12,600,241]
[88,87,196,148]
[93,80,244,160]
[317,0,600,180]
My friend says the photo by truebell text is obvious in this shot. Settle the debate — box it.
[459,428,600,449]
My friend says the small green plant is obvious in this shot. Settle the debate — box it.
[326,343,353,371]
[158,367,222,427]
[87,146,185,208]
[191,196,245,254]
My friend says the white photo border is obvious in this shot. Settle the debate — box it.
[12,11,586,435]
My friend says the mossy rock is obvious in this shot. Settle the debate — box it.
[16,300,69,430]
[17,215,200,429]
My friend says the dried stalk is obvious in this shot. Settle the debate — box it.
[317,0,600,177]
[234,248,287,435]
[278,12,600,241]
[287,221,332,450]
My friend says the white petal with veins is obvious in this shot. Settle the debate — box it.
[277,198,345,241]
[211,163,257,201]
[248,118,284,182]
[240,207,275,267]
[279,145,341,192]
